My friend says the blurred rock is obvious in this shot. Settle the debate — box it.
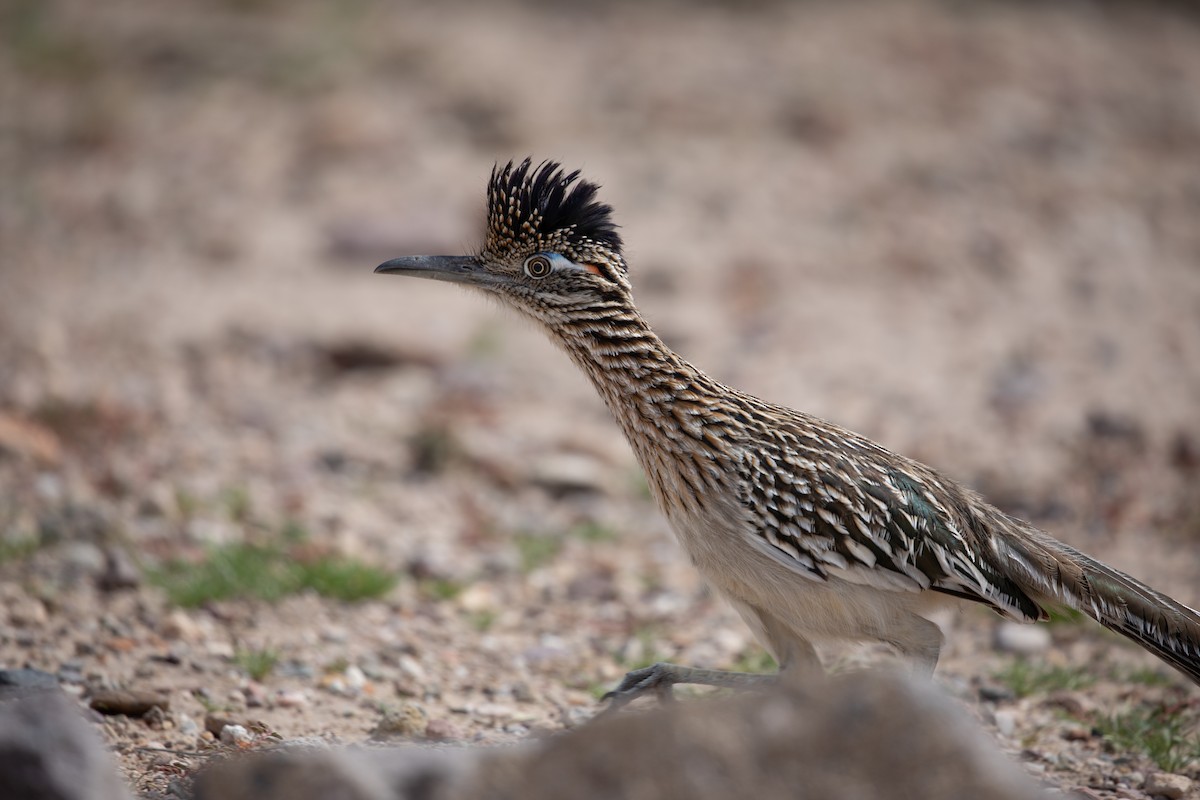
[510,682,536,704]
[1168,431,1199,475]
[96,547,140,592]
[205,715,239,738]
[456,584,496,613]
[993,622,1051,655]
[60,542,106,579]
[0,411,62,466]
[0,668,60,701]
[160,610,203,642]
[193,745,478,800]
[220,724,253,746]
[177,714,201,738]
[6,595,49,627]
[344,665,368,693]
[88,689,169,717]
[1059,724,1090,742]
[1144,772,1192,799]
[192,671,1044,800]
[977,682,1015,703]
[37,503,109,546]
[528,454,609,498]
[0,690,131,800]
[424,718,462,742]
[1085,411,1146,447]
[242,682,267,708]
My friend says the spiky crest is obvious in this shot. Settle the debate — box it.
[483,159,624,270]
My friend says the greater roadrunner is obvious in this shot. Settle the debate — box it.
[377,159,1200,704]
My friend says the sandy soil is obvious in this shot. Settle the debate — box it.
[2,0,1199,796]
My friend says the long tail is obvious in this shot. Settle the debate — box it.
[998,527,1200,685]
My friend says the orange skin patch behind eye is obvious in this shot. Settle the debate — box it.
[582,263,603,276]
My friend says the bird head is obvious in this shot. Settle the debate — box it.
[376,159,631,323]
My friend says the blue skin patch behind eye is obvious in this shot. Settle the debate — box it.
[541,253,577,271]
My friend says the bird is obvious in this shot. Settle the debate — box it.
[376,158,1200,705]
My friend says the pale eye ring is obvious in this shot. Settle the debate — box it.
[524,254,554,279]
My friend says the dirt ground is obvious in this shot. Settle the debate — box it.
[2,0,1200,796]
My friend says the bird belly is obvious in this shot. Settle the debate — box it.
[663,505,951,658]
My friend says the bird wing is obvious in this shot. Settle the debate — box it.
[736,424,1045,622]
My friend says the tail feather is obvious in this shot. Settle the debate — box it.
[998,528,1200,686]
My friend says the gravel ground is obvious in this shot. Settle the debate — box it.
[2,1,1199,797]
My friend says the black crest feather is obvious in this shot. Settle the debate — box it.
[488,159,622,254]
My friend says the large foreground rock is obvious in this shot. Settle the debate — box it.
[194,670,1045,800]
[0,687,131,800]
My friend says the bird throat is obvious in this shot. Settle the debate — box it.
[547,302,737,511]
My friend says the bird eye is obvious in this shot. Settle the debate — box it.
[524,254,554,279]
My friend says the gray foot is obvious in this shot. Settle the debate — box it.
[601,662,776,710]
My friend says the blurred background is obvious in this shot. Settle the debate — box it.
[1,0,1199,792]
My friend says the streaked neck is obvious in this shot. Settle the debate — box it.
[543,297,736,505]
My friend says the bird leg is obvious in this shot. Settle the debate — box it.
[601,662,776,710]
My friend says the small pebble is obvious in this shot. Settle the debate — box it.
[144,705,168,727]
[61,542,106,577]
[242,682,267,708]
[475,702,516,720]
[457,584,495,613]
[320,626,349,644]
[177,714,200,737]
[511,681,537,704]
[275,689,308,708]
[994,622,1051,655]
[97,546,141,591]
[528,453,608,496]
[978,683,1016,703]
[219,724,253,746]
[275,735,330,751]
[7,596,48,627]
[443,694,472,713]
[160,610,202,641]
[106,637,137,653]
[993,710,1017,737]
[424,718,461,742]
[344,665,367,692]
[207,641,234,659]
[1060,725,1091,742]
[35,472,64,499]
[205,715,239,737]
[397,655,426,681]
[276,660,316,680]
[359,661,388,681]
[1043,691,1087,717]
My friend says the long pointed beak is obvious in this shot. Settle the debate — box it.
[374,255,484,285]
